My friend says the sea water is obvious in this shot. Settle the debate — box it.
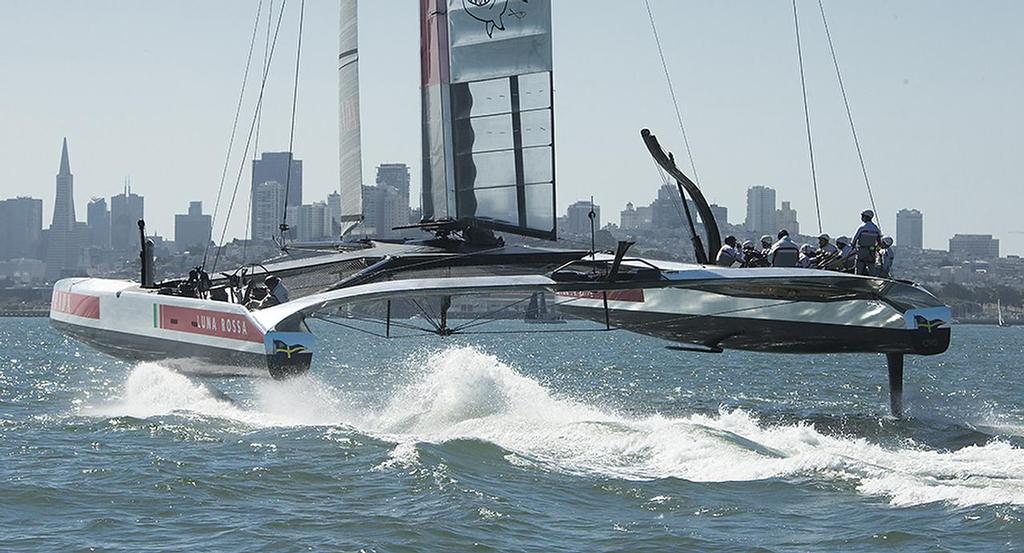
[1,318,1022,551]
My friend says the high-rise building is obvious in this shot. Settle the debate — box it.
[564,200,599,235]
[775,201,799,236]
[286,202,331,241]
[252,152,302,208]
[174,201,212,252]
[620,202,641,230]
[361,184,379,235]
[374,185,406,238]
[252,181,286,241]
[709,204,728,227]
[949,234,999,260]
[86,198,110,249]
[45,138,83,279]
[110,184,144,252]
[745,185,776,234]
[0,197,43,261]
[651,184,691,229]
[896,209,923,249]
[326,192,342,237]
[376,163,411,225]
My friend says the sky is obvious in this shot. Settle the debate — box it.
[1,0,1022,254]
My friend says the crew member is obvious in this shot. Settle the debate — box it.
[262,275,290,307]
[851,209,883,276]
[768,230,800,267]
[760,235,773,256]
[741,240,768,267]
[715,236,745,267]
[798,244,817,268]
[834,236,854,272]
[817,233,838,257]
[877,236,895,279]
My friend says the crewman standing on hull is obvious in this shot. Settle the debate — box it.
[851,210,883,276]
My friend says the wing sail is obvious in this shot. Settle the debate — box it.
[338,0,363,237]
[420,0,556,239]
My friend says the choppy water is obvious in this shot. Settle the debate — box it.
[2,318,1024,551]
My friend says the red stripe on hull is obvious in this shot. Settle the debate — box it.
[158,305,263,343]
[51,290,100,319]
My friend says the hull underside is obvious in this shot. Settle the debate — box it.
[52,320,272,377]
[559,306,950,355]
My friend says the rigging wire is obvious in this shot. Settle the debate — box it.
[817,0,878,223]
[278,0,307,249]
[792,0,824,234]
[643,0,700,183]
[202,0,265,271]
[211,0,291,272]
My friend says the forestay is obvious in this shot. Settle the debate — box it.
[421,0,556,239]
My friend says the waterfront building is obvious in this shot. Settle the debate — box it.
[110,184,144,253]
[45,138,84,279]
[949,234,999,260]
[0,196,43,261]
[745,185,776,234]
[86,198,110,249]
[564,200,600,235]
[896,209,924,249]
[174,201,212,252]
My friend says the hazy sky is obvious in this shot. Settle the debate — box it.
[2,1,1022,254]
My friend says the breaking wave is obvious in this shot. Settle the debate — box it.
[88,348,1024,507]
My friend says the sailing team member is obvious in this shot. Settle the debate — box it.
[262,275,290,307]
[851,209,883,276]
[760,235,773,256]
[768,230,800,267]
[741,240,768,267]
[877,236,895,279]
[834,236,854,271]
[816,233,839,256]
[715,236,745,267]
[798,244,817,268]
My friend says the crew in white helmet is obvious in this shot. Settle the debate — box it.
[715,235,745,267]
[817,233,838,256]
[851,209,883,276]
[760,235,773,256]
[877,236,895,279]
[768,230,800,267]
[798,243,817,268]
[834,235,854,271]
[742,239,768,267]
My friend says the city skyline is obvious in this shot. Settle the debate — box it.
[2,2,1022,255]
[5,138,1016,261]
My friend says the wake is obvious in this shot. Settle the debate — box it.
[85,347,1024,508]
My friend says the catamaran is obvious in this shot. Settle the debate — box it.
[50,0,951,416]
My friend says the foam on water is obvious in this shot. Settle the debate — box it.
[91,348,1024,507]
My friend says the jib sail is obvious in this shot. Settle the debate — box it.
[420,0,556,240]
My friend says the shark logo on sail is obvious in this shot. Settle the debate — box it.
[463,0,530,38]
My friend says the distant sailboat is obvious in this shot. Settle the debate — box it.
[524,292,564,324]
[998,300,1009,327]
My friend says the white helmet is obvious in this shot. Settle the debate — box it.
[882,236,894,248]
[760,234,772,246]
[800,244,815,255]
[742,240,754,250]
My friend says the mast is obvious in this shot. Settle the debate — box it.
[337,0,363,237]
